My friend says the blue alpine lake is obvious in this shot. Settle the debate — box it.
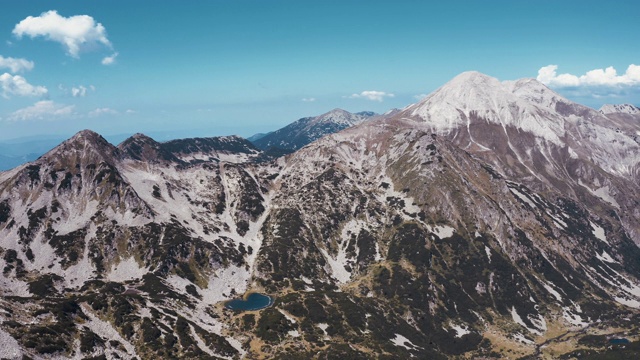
[609,338,630,344]
[225,293,273,311]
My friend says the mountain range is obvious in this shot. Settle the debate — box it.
[0,72,640,359]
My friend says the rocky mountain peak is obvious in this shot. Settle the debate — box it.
[448,70,497,85]
[600,103,640,115]
[314,108,367,126]
[117,133,179,163]
[39,129,119,166]
[416,72,565,112]
[415,71,509,109]
[66,129,113,149]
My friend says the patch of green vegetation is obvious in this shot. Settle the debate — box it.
[241,313,255,331]
[48,228,87,268]
[256,307,295,343]
[559,339,640,359]
[26,165,41,184]
[0,200,10,223]
[80,327,105,353]
[28,274,63,297]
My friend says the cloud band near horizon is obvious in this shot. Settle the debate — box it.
[537,64,640,88]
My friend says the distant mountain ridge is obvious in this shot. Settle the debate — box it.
[118,133,260,165]
[250,108,376,151]
[599,103,640,115]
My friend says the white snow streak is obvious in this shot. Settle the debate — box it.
[590,221,609,244]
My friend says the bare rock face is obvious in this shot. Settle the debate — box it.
[1,73,640,359]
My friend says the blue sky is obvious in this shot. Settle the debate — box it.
[0,0,639,141]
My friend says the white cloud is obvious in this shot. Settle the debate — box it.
[0,55,34,73]
[58,84,94,97]
[413,94,429,100]
[13,10,112,58]
[125,109,137,114]
[537,64,640,88]
[72,85,87,97]
[88,107,118,117]
[302,97,316,102]
[347,90,395,102]
[8,100,74,121]
[101,52,118,65]
[0,73,47,98]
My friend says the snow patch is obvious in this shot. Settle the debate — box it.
[0,328,21,359]
[541,281,563,302]
[279,309,297,324]
[432,225,455,239]
[511,306,542,336]
[590,221,609,245]
[509,187,536,208]
[0,271,30,297]
[107,257,147,282]
[615,296,640,309]
[484,246,492,263]
[528,313,547,333]
[450,324,471,338]
[317,323,330,340]
[319,246,352,284]
[548,212,567,229]
[199,264,250,303]
[596,251,616,264]
[391,333,419,350]
[562,307,590,327]
[568,147,579,159]
[164,274,194,293]
[374,241,382,261]
[579,180,620,209]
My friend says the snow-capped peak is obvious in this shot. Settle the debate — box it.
[402,71,585,144]
[599,104,640,115]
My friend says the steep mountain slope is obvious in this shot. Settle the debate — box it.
[1,72,640,359]
[248,115,640,358]
[0,131,269,359]
[398,72,640,245]
[251,108,375,152]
